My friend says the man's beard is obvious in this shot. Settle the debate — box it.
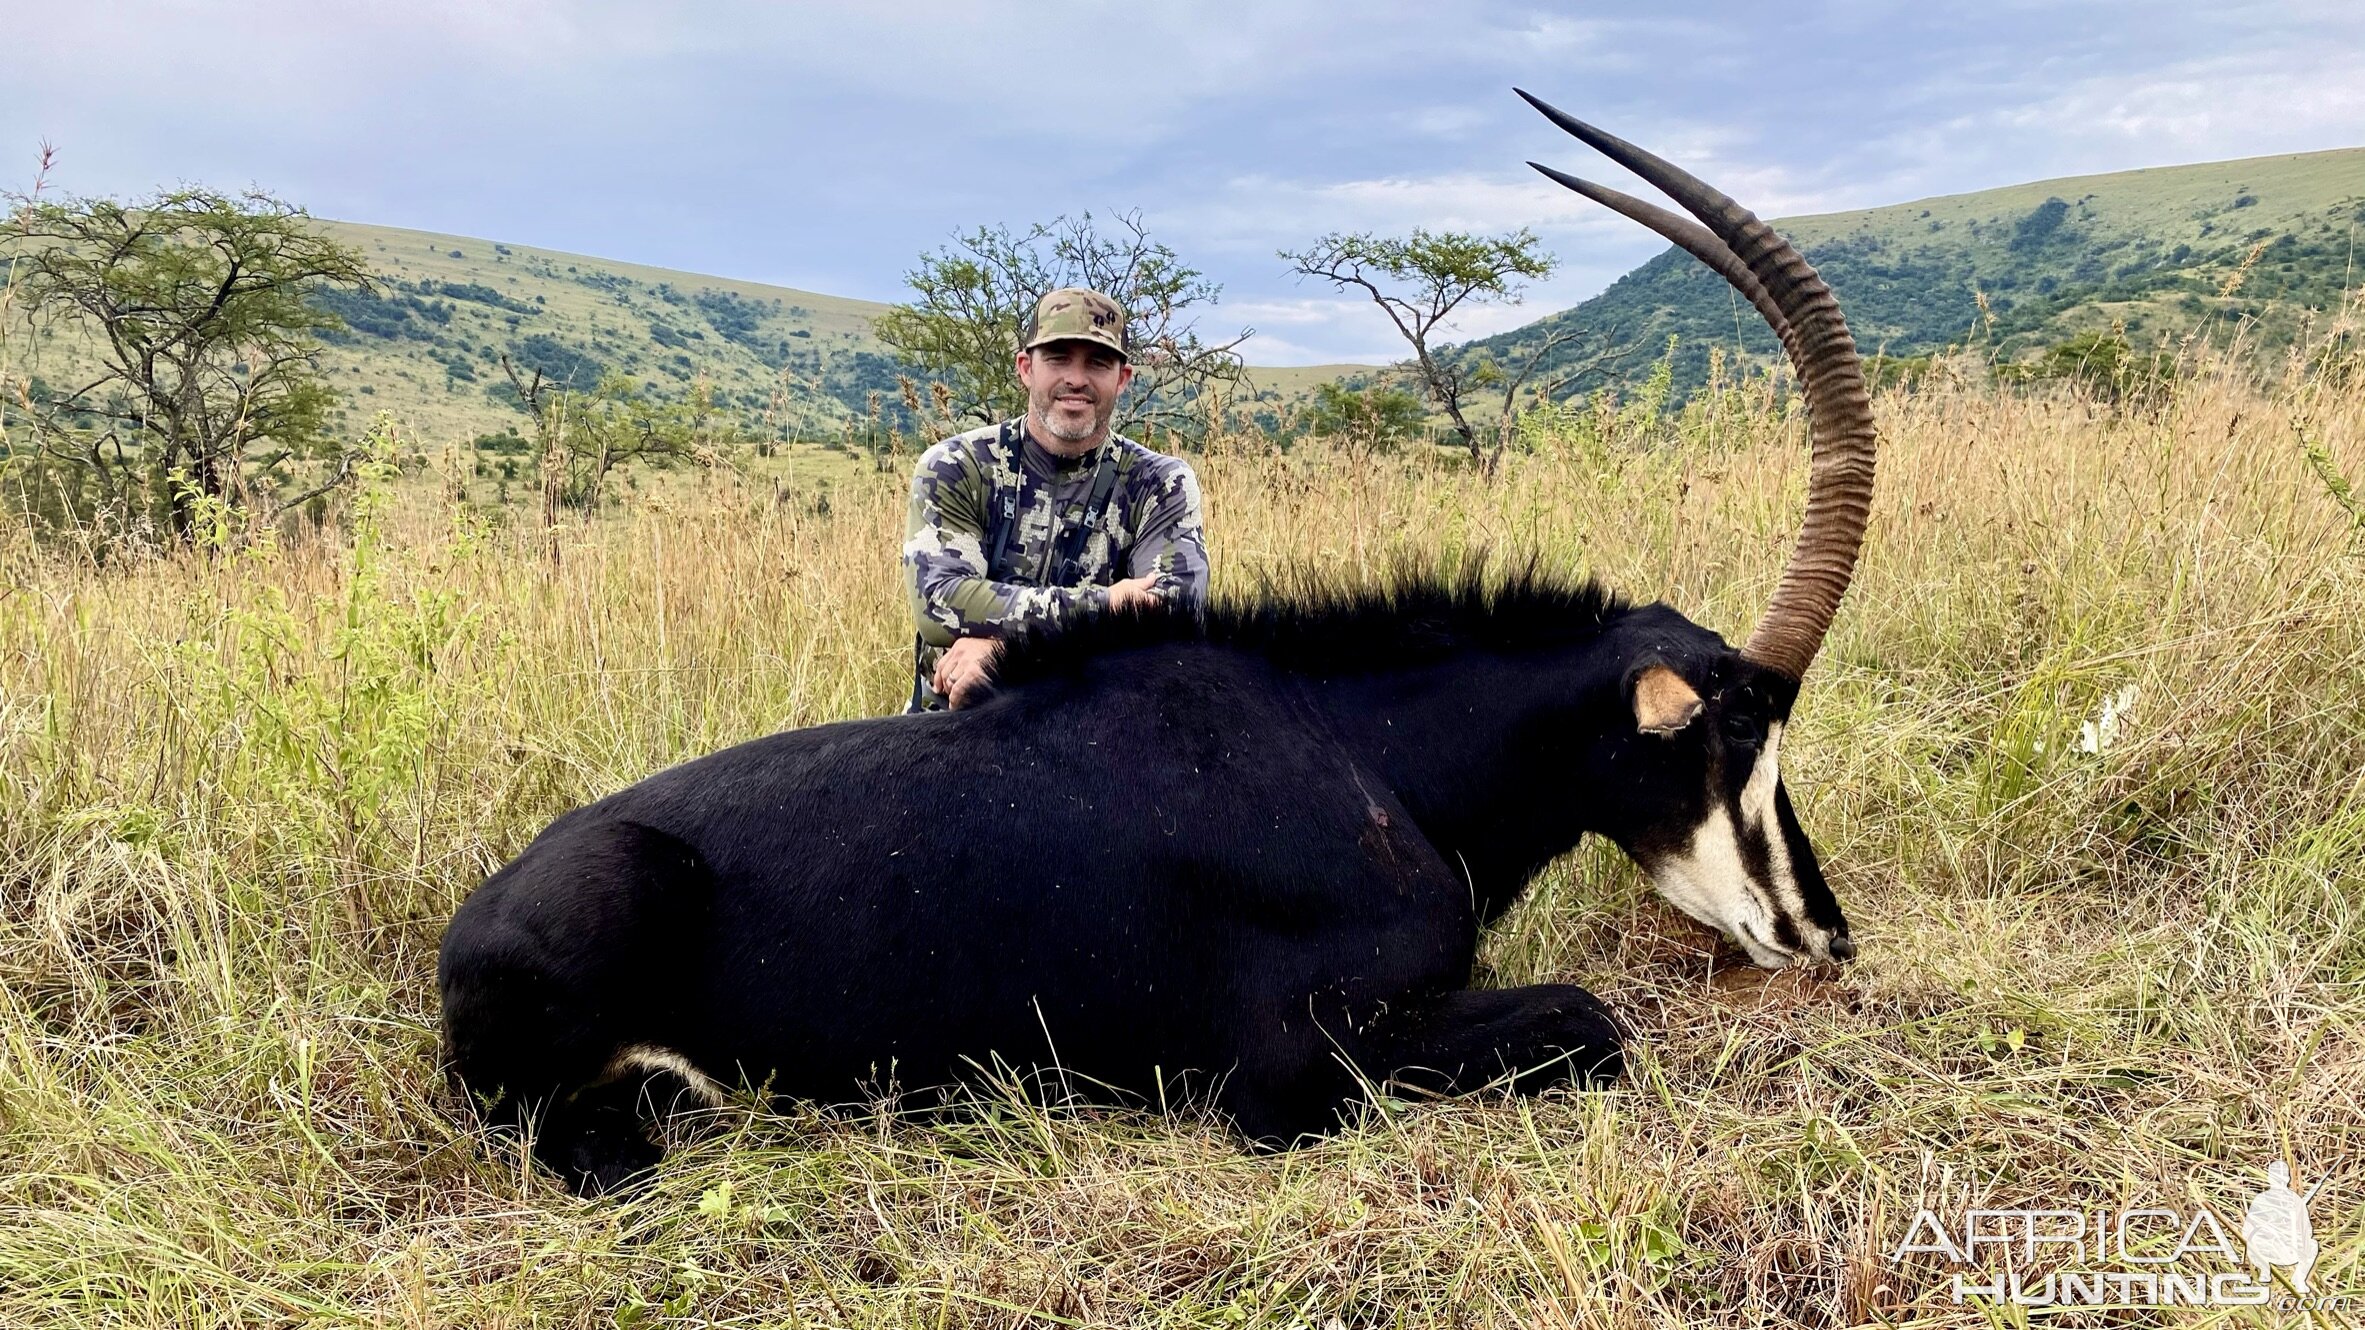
[1031,389,1107,444]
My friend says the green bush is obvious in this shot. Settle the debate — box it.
[471,430,531,456]
[1302,381,1427,446]
[2003,330,2181,402]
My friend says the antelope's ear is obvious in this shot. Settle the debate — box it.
[1631,661,1704,736]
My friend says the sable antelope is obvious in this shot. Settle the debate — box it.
[438,91,1877,1195]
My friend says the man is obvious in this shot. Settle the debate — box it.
[902,287,1209,711]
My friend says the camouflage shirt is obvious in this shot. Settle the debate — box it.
[903,419,1208,709]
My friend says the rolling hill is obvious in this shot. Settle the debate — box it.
[5,218,1350,452]
[1465,145,2365,399]
[0,218,911,452]
[303,222,906,446]
[10,143,2358,460]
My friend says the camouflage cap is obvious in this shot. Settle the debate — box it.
[1021,287,1129,361]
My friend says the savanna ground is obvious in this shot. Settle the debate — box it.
[2,336,2362,1328]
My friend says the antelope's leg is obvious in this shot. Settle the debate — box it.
[1355,985,1625,1099]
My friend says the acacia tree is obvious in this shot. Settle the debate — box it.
[1462,320,1638,470]
[874,211,1250,438]
[3,187,372,540]
[501,359,729,527]
[1476,321,1634,416]
[1281,228,1556,463]
[560,370,730,511]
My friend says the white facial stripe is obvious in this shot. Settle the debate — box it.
[1740,721,1781,831]
[1641,720,1811,968]
[1741,721,1803,921]
[1649,801,1787,967]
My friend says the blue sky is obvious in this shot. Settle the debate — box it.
[8,2,2364,364]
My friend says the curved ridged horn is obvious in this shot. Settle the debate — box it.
[1524,161,1794,350]
[1518,89,1876,681]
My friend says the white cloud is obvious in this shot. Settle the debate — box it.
[1396,106,1491,139]
[1235,334,1397,368]
[1999,48,2365,159]
[1223,295,1370,328]
[1221,295,1418,367]
[1507,13,1716,66]
[1172,170,1662,252]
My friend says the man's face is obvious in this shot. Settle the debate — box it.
[1017,340,1132,455]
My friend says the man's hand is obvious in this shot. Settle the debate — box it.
[1107,576,1163,614]
[933,635,1002,710]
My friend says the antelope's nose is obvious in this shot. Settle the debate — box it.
[1827,933,1857,963]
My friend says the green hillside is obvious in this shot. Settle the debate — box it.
[17,144,2355,457]
[1471,145,2365,397]
[304,222,908,446]
[0,217,914,451]
[7,216,1351,451]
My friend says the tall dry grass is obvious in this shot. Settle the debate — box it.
[1,342,2361,1327]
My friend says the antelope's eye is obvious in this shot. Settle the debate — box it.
[1722,712,1765,746]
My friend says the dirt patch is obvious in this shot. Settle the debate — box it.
[1704,963,1854,1013]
